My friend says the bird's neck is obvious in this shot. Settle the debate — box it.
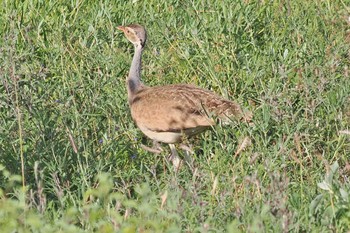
[127,45,143,105]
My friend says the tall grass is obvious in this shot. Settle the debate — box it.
[1,0,349,232]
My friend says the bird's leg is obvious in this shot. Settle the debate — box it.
[179,144,194,166]
[140,140,163,154]
[140,144,162,154]
[152,140,163,152]
[168,144,182,171]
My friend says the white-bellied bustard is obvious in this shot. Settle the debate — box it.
[117,24,252,169]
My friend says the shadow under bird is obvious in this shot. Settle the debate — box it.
[117,24,252,167]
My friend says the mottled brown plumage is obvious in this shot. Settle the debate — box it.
[130,84,246,143]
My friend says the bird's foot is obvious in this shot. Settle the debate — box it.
[168,144,183,172]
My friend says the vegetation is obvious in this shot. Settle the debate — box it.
[1,0,349,232]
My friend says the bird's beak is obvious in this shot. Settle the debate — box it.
[117,26,125,32]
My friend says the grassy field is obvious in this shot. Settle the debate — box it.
[1,0,350,232]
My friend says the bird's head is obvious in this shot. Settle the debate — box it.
[117,24,147,48]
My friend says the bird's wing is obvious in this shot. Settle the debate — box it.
[130,84,245,132]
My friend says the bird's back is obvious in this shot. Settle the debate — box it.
[130,84,244,136]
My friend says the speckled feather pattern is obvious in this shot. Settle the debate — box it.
[130,84,244,133]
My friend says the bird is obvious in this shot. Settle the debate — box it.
[117,24,252,168]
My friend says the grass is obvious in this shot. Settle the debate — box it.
[1,0,350,232]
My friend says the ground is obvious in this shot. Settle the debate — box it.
[0,0,350,232]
